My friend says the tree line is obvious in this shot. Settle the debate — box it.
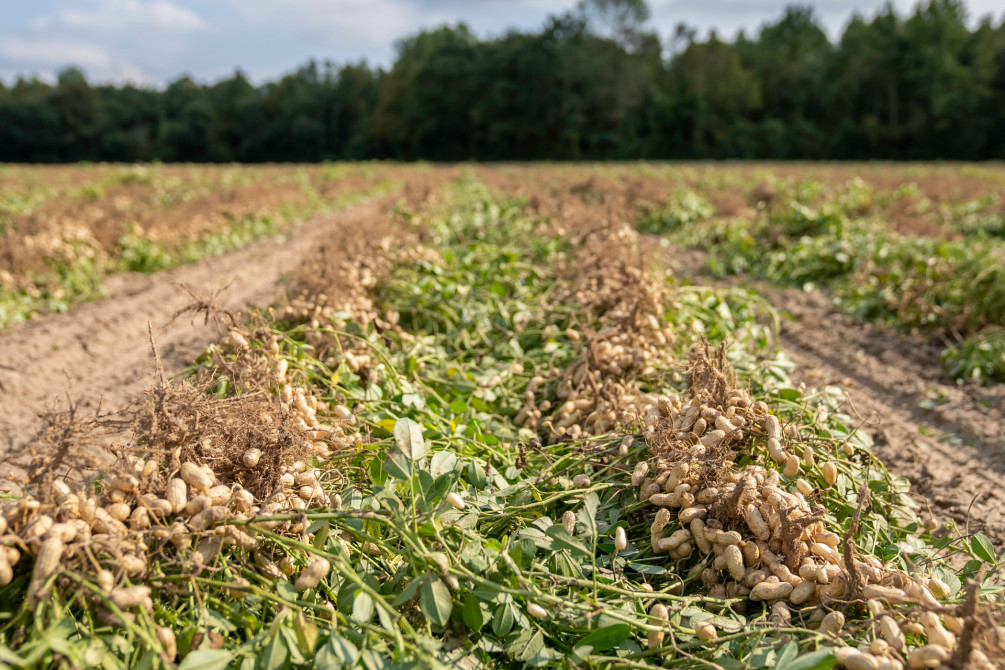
[2,0,1004,162]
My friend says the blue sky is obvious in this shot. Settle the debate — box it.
[1,0,1002,86]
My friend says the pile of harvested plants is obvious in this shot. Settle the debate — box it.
[1,175,1002,668]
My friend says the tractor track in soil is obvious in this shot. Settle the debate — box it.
[659,241,1005,545]
[0,198,393,458]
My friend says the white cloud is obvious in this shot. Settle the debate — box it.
[219,0,451,50]
[649,0,1005,41]
[0,36,111,68]
[3,0,1003,86]
[0,35,157,83]
[32,0,210,35]
[0,1,210,84]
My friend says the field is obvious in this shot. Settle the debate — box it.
[1,163,1004,669]
[0,164,405,328]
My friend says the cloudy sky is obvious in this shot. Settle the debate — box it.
[1,0,1003,86]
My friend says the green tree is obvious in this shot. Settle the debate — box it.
[739,6,830,156]
[371,25,479,160]
[53,67,101,160]
[665,34,763,156]
[2,0,1005,162]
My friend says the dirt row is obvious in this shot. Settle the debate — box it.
[660,242,1005,545]
[0,198,395,457]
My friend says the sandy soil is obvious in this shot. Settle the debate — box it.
[0,198,391,454]
[660,242,1005,544]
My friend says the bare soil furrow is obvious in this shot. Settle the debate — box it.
[0,199,391,454]
[778,300,1005,542]
[659,241,1005,543]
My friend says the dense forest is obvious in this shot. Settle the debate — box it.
[2,0,1005,162]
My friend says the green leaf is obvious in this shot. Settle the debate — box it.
[933,534,953,550]
[545,525,591,558]
[508,629,545,661]
[394,417,428,460]
[376,601,396,632]
[178,649,234,670]
[369,457,387,486]
[492,602,514,637]
[711,615,744,634]
[428,473,454,503]
[774,641,799,668]
[382,454,411,481]
[577,624,632,652]
[517,527,553,551]
[713,660,746,670]
[401,393,425,409]
[778,649,837,670]
[526,647,565,667]
[205,609,238,633]
[316,635,359,668]
[971,534,996,563]
[0,646,23,665]
[391,578,421,607]
[292,612,319,655]
[578,493,599,540]
[134,652,157,670]
[462,594,484,631]
[627,562,668,575]
[311,519,331,550]
[360,648,391,670]
[449,399,469,414]
[467,461,488,489]
[275,581,299,603]
[962,559,984,579]
[259,628,289,670]
[420,577,453,628]
[352,591,375,624]
[429,451,457,477]
[749,647,775,668]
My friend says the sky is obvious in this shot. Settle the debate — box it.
[1,0,1003,86]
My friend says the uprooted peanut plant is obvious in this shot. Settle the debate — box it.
[1,175,1003,669]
